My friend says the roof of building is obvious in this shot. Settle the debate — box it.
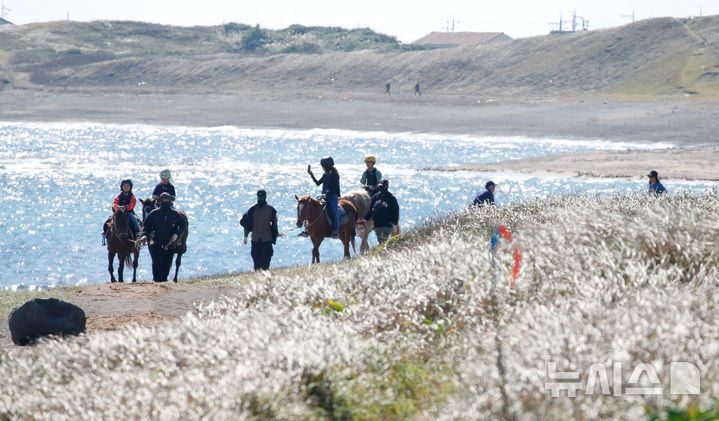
[413,31,511,46]
[0,18,13,25]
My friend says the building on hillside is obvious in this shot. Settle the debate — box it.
[412,32,511,48]
[0,17,12,25]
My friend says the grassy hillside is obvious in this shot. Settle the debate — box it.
[2,17,719,98]
[1,193,718,419]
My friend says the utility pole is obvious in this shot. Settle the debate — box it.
[622,8,635,23]
[446,13,460,32]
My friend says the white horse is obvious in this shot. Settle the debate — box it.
[342,189,401,253]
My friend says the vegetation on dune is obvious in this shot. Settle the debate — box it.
[2,16,719,96]
[1,193,718,419]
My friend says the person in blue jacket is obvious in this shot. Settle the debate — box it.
[308,156,341,237]
[647,170,667,194]
[473,181,497,207]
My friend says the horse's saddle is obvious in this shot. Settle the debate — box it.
[325,204,349,226]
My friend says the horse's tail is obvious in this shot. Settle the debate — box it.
[124,255,133,269]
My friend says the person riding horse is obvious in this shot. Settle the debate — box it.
[103,179,142,245]
[308,156,341,238]
[360,155,382,195]
[151,169,176,203]
[143,193,187,282]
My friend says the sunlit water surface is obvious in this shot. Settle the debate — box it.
[1,122,715,290]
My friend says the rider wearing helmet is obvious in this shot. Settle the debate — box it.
[308,156,341,237]
[112,179,142,238]
[360,155,382,194]
[152,169,176,201]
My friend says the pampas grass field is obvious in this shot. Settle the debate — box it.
[1,193,718,420]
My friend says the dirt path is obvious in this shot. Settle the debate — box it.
[0,281,239,347]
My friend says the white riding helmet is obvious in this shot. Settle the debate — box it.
[159,169,172,179]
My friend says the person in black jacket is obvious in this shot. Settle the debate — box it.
[308,156,341,237]
[364,179,399,244]
[143,193,187,282]
[473,181,496,207]
[241,190,279,271]
[152,169,176,202]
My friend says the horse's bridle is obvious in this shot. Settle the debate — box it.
[298,197,326,229]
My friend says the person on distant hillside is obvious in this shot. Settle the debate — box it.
[152,169,176,203]
[360,155,382,194]
[473,181,497,207]
[647,170,667,194]
[241,190,279,271]
[364,179,399,244]
[414,82,421,96]
[385,82,391,95]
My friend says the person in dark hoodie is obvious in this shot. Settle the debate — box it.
[364,179,399,244]
[143,193,187,282]
[241,189,279,271]
[308,156,341,238]
[473,181,497,207]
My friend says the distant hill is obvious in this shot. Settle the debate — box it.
[1,17,719,98]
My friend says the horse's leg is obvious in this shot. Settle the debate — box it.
[311,237,321,264]
[132,250,139,283]
[341,230,351,259]
[117,253,125,283]
[108,250,116,283]
[172,252,182,283]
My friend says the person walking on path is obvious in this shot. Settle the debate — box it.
[414,82,421,96]
[647,170,667,194]
[385,82,391,95]
[143,193,187,282]
[364,179,399,244]
[473,181,497,207]
[241,189,279,271]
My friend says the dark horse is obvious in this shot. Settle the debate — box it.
[107,209,140,283]
[295,195,357,263]
[140,198,189,283]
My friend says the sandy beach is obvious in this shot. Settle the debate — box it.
[3,89,718,179]
[2,89,718,346]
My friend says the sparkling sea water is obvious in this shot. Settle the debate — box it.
[0,122,715,290]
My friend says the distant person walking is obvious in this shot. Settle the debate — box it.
[473,181,497,207]
[364,179,399,244]
[143,193,187,282]
[414,82,421,96]
[385,82,391,95]
[241,189,279,271]
[647,170,667,194]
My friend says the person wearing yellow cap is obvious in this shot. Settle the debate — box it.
[360,155,382,195]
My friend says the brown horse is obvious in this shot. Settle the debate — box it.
[295,195,357,263]
[140,198,189,283]
[106,208,140,283]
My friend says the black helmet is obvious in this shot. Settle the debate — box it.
[120,179,133,190]
[320,156,334,168]
[158,192,175,202]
